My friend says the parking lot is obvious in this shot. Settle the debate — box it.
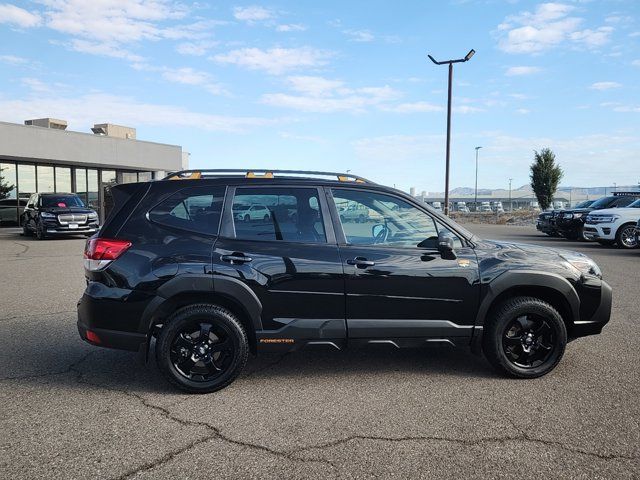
[0,224,638,479]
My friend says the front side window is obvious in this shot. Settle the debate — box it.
[149,186,225,235]
[333,189,462,249]
[232,187,326,243]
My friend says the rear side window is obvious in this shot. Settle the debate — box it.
[149,186,225,235]
[232,187,326,243]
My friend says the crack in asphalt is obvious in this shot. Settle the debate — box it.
[0,351,94,381]
[12,241,29,256]
[65,366,337,479]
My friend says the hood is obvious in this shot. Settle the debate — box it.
[564,208,592,214]
[587,207,640,216]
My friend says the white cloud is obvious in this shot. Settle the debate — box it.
[0,3,42,28]
[454,105,484,114]
[516,108,531,114]
[590,81,622,90]
[632,60,640,67]
[0,92,276,133]
[505,66,542,76]
[212,47,333,75]
[68,39,144,62]
[161,67,226,95]
[262,76,401,113]
[276,23,306,32]
[175,41,219,56]
[233,5,275,24]
[22,78,51,93]
[343,29,375,42]
[612,105,640,113]
[497,3,613,54]
[0,54,29,65]
[383,102,443,113]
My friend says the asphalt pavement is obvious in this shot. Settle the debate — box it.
[0,224,638,479]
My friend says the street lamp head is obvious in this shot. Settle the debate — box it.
[475,146,482,151]
[465,49,476,61]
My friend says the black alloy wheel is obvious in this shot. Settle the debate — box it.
[502,314,555,368]
[35,221,47,240]
[156,304,249,393]
[170,321,234,382]
[483,296,567,378]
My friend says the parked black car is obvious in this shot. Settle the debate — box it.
[21,193,99,239]
[536,200,593,237]
[556,193,640,240]
[78,170,611,393]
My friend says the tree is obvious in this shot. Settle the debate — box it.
[0,166,14,200]
[530,148,563,211]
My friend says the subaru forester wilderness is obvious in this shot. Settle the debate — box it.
[78,170,612,393]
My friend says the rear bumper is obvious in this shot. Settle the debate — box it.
[571,280,612,338]
[77,320,146,351]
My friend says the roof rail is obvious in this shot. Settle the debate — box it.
[163,169,374,184]
[613,191,640,196]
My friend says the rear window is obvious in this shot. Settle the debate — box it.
[148,186,225,235]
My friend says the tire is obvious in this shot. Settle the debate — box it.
[482,296,567,379]
[615,223,638,249]
[22,224,32,237]
[156,304,249,393]
[263,214,269,221]
[340,215,346,223]
[35,221,47,240]
[244,214,250,223]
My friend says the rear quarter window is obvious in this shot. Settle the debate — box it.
[148,186,225,235]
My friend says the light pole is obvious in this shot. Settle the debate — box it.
[474,146,482,211]
[428,49,476,216]
[509,178,513,212]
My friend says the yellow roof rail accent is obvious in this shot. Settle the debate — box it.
[169,171,201,180]
[246,171,274,178]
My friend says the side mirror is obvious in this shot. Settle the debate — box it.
[437,230,456,259]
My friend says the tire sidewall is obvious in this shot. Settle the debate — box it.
[483,298,567,378]
[616,223,637,249]
[156,304,249,393]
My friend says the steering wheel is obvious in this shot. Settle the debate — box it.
[372,224,389,244]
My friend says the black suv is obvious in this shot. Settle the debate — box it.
[77,170,612,393]
[536,200,593,237]
[22,193,99,239]
[556,193,639,240]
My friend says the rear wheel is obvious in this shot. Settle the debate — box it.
[482,296,567,378]
[156,304,249,393]
[615,223,637,249]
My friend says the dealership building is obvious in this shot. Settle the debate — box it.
[0,119,187,226]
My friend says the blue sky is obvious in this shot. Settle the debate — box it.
[0,0,638,193]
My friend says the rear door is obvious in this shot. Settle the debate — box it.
[213,185,346,349]
[329,187,480,344]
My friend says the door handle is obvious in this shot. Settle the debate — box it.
[220,254,252,265]
[346,257,375,268]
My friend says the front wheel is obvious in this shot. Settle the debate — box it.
[156,304,249,393]
[35,221,47,240]
[615,223,638,249]
[482,297,567,378]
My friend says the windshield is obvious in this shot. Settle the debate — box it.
[40,195,85,208]
[575,200,594,208]
[233,204,250,211]
[587,196,616,209]
[627,199,640,208]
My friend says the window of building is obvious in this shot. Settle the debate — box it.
[37,165,55,192]
[0,163,18,226]
[55,167,71,193]
[232,187,326,243]
[121,172,138,184]
[148,186,225,235]
[17,164,36,199]
[75,168,87,204]
[138,171,152,182]
[87,169,99,210]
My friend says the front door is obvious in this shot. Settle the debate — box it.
[213,185,345,350]
[330,188,480,343]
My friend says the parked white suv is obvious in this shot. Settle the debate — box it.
[583,199,640,249]
[234,204,271,222]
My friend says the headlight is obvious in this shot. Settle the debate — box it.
[561,252,602,278]
[40,212,56,218]
[597,215,618,223]
[573,212,583,219]
[88,212,98,219]
[563,213,573,219]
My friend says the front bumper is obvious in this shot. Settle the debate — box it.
[556,218,584,237]
[571,280,612,338]
[583,224,615,241]
[43,219,99,235]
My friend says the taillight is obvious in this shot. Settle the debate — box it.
[84,238,132,271]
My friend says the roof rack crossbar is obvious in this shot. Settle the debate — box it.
[163,169,374,184]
